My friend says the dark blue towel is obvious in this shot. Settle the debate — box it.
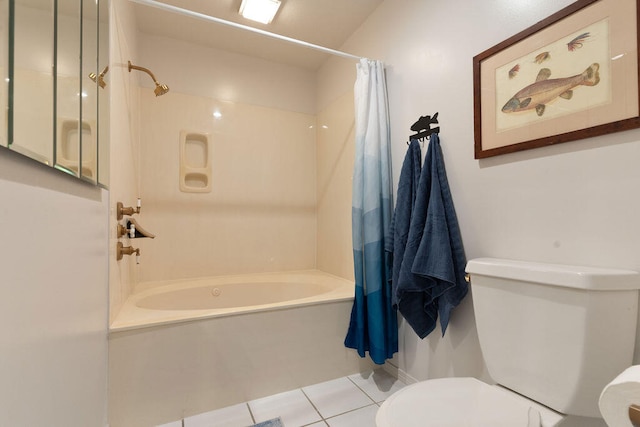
[385,139,422,307]
[395,133,467,338]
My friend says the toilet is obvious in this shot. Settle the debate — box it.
[377,258,640,427]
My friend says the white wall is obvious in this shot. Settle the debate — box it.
[0,148,108,426]
[319,0,640,381]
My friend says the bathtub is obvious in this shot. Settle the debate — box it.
[110,269,354,331]
[108,270,373,427]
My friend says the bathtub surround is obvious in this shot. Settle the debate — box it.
[137,89,317,282]
[109,5,319,318]
[345,58,397,365]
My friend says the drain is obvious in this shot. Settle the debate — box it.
[211,288,222,297]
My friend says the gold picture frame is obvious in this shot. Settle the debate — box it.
[473,0,640,158]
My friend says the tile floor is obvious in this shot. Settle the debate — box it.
[156,369,406,427]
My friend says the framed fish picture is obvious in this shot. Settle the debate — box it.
[473,0,640,158]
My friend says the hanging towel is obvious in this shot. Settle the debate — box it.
[385,139,422,307]
[395,133,468,338]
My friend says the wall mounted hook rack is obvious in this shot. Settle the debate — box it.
[407,112,440,144]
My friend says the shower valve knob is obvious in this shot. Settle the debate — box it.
[117,199,142,220]
[129,224,136,239]
[117,242,140,261]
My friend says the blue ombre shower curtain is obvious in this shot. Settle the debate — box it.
[344,58,397,365]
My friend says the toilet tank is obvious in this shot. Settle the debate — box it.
[466,258,640,418]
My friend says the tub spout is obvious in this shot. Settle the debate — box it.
[117,218,156,239]
[117,242,140,264]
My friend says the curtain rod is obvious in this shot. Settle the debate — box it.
[129,0,366,62]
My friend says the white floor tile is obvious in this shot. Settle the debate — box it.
[184,402,253,427]
[306,423,328,427]
[326,404,379,427]
[348,369,406,402]
[249,388,321,427]
[156,421,182,427]
[302,377,375,418]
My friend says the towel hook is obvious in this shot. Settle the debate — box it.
[407,112,439,144]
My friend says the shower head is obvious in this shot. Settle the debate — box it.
[154,83,170,97]
[128,61,170,97]
[89,65,109,88]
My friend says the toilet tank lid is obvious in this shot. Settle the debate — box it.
[466,258,640,291]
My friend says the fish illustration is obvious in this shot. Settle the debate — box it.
[567,32,590,51]
[501,63,600,117]
[534,52,550,64]
[508,64,520,79]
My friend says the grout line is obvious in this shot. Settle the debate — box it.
[346,375,377,404]
[300,387,325,422]
[246,402,256,424]
[322,403,379,422]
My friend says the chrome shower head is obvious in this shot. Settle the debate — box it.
[128,61,169,97]
[154,83,170,97]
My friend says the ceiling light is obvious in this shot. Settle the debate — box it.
[239,0,281,24]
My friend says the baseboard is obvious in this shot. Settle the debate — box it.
[397,368,419,385]
[380,362,419,385]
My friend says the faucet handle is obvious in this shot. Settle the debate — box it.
[116,242,141,261]
[117,198,142,220]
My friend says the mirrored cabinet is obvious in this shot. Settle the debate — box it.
[3,0,109,187]
[0,0,8,149]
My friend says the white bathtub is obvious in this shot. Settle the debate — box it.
[109,270,373,427]
[110,270,354,331]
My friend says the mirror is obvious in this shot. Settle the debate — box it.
[4,0,108,187]
[54,0,82,176]
[97,0,109,186]
[0,0,7,148]
[11,0,55,165]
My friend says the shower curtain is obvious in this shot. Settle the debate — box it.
[344,58,397,365]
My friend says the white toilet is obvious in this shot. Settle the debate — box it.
[377,258,640,427]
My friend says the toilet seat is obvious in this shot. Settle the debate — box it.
[376,377,542,427]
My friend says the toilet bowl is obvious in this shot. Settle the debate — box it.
[376,258,640,427]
